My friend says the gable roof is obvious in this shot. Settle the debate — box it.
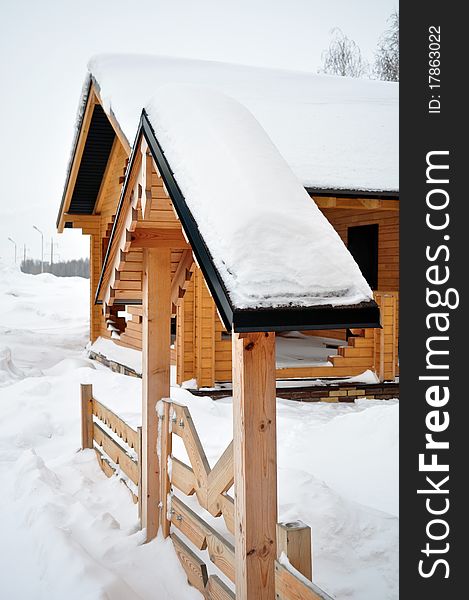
[96,86,380,332]
[88,54,398,194]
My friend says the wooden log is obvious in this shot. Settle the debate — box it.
[171,533,208,593]
[80,383,93,450]
[141,248,171,541]
[232,331,277,600]
[274,561,334,600]
[277,521,312,581]
[160,400,172,537]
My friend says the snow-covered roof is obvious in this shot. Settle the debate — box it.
[144,85,374,315]
[88,54,398,193]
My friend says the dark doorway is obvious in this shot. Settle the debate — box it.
[347,224,379,290]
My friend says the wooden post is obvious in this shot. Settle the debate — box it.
[232,331,277,600]
[141,248,171,541]
[80,383,94,449]
[137,426,143,521]
[89,235,102,342]
[160,400,172,537]
[277,521,312,581]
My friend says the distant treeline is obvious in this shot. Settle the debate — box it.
[21,258,90,278]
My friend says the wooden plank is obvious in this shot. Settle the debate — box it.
[171,496,235,583]
[277,522,312,581]
[93,422,139,485]
[207,441,234,516]
[141,247,171,541]
[130,228,190,248]
[171,533,208,594]
[233,331,277,599]
[275,561,334,600]
[171,403,210,504]
[172,458,197,496]
[92,398,139,450]
[206,575,235,600]
[160,400,172,538]
[80,383,93,449]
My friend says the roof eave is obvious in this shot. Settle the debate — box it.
[232,301,381,333]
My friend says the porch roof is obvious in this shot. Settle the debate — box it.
[96,86,380,332]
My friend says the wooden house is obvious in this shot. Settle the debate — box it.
[64,58,398,599]
[57,55,399,389]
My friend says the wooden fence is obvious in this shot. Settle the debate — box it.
[80,383,141,507]
[80,387,333,599]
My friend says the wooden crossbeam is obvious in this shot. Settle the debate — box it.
[171,496,235,583]
[130,228,190,248]
[93,422,139,485]
[312,196,399,211]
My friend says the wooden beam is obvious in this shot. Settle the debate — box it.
[130,228,190,248]
[141,247,171,541]
[277,521,312,581]
[232,331,277,600]
[312,196,399,211]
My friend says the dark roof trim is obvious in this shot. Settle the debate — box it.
[307,188,399,200]
[56,79,93,228]
[96,110,380,332]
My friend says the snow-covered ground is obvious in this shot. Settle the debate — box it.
[0,263,398,599]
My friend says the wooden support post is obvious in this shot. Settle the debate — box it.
[141,248,171,541]
[137,426,143,521]
[80,383,94,450]
[89,234,102,342]
[160,400,172,537]
[277,521,312,581]
[232,331,277,600]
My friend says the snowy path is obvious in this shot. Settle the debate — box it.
[0,264,398,599]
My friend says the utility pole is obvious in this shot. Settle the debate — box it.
[50,236,54,265]
[7,237,17,264]
[33,225,44,273]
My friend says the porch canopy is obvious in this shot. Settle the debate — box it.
[97,84,379,332]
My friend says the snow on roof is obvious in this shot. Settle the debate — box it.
[88,54,398,193]
[145,85,373,310]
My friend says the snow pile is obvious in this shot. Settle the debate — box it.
[0,262,89,371]
[88,54,398,192]
[0,265,398,599]
[90,336,142,374]
[146,85,373,309]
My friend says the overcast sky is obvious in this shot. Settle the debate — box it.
[0,0,397,264]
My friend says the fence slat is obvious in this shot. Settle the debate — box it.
[172,458,196,496]
[93,398,139,450]
[160,401,172,537]
[171,533,208,593]
[93,422,139,485]
[206,575,235,600]
[171,496,235,583]
[275,561,334,600]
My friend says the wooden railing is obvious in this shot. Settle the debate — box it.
[80,388,333,599]
[80,384,141,506]
[159,399,333,599]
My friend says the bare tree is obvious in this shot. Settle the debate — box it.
[319,28,368,78]
[374,10,399,81]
